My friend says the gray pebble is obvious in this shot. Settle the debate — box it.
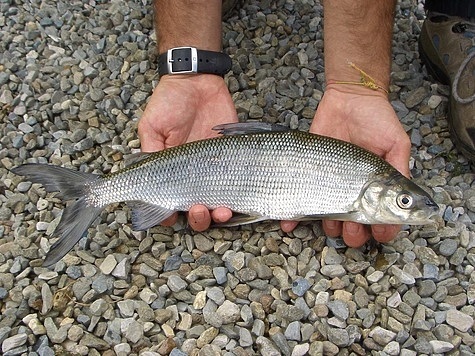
[207,286,225,305]
[391,266,416,285]
[252,319,265,336]
[418,280,436,297]
[327,328,350,347]
[320,265,346,278]
[284,321,301,341]
[18,122,34,133]
[91,274,114,294]
[256,336,281,356]
[164,255,183,271]
[121,318,144,344]
[423,264,439,279]
[327,300,349,320]
[292,277,310,297]
[239,327,253,347]
[216,300,240,324]
[369,326,396,345]
[213,266,228,284]
[270,331,291,356]
[167,275,187,292]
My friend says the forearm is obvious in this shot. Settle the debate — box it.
[323,0,396,92]
[153,0,223,53]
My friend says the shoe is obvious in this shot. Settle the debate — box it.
[419,13,475,161]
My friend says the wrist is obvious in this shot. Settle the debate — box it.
[324,81,389,99]
[325,61,389,97]
[157,47,232,77]
[159,73,226,83]
[157,73,228,94]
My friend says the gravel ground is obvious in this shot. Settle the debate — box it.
[1,0,475,355]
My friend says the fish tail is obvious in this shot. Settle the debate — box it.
[12,164,103,267]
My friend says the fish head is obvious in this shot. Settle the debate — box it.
[358,172,440,225]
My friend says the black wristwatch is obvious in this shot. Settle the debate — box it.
[158,47,232,76]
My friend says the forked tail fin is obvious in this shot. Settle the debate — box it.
[11,164,103,267]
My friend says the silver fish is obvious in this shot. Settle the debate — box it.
[12,122,439,266]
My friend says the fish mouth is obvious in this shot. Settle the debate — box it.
[426,200,440,212]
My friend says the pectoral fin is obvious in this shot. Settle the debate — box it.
[127,201,176,230]
[123,152,152,167]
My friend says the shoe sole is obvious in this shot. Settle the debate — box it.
[418,36,450,85]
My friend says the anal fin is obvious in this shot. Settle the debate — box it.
[212,213,269,227]
[127,201,176,230]
[292,212,362,222]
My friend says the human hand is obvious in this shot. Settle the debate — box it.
[281,85,411,247]
[138,74,238,231]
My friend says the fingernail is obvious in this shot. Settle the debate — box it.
[372,225,386,234]
[325,220,338,229]
[345,222,360,234]
[192,210,206,223]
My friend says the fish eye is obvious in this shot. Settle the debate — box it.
[397,193,413,209]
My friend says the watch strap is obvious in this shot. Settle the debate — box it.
[158,47,232,76]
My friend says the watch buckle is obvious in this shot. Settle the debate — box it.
[167,47,198,74]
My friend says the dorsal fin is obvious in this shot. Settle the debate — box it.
[212,122,290,136]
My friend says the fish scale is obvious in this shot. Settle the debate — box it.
[92,130,392,219]
[12,122,439,266]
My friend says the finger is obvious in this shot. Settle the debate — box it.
[187,205,212,231]
[371,224,401,243]
[161,212,178,227]
[280,220,298,233]
[322,220,343,237]
[385,135,411,178]
[211,207,233,223]
[342,221,371,248]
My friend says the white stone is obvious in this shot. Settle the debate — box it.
[367,270,384,283]
[430,340,454,353]
[446,309,474,332]
[387,292,402,308]
[291,343,310,356]
[428,95,442,109]
[99,254,117,275]
[383,341,400,355]
[139,287,157,304]
[114,343,131,356]
[2,334,28,353]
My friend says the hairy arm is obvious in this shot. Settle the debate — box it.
[301,0,410,246]
[154,0,223,52]
[323,0,396,91]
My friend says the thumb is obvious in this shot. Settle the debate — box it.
[384,137,411,178]
[138,120,166,153]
